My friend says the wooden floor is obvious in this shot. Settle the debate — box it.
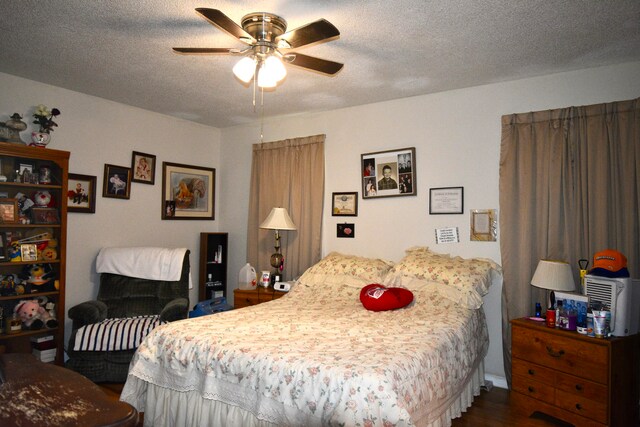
[100,384,572,426]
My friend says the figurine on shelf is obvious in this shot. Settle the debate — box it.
[0,113,27,145]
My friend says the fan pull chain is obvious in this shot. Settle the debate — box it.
[260,87,265,143]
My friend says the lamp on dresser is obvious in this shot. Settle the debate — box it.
[530,259,576,310]
[259,207,297,280]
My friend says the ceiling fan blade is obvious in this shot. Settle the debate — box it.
[195,8,256,44]
[173,47,235,54]
[276,19,340,49]
[286,53,343,76]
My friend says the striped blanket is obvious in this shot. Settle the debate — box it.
[73,315,164,351]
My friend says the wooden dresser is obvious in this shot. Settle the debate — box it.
[511,317,640,427]
[233,287,286,309]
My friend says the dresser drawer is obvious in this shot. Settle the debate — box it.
[234,292,261,308]
[512,358,555,386]
[555,370,607,402]
[512,324,609,384]
[512,374,555,405]
[555,390,607,424]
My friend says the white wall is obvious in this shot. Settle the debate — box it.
[220,61,640,386]
[0,72,222,346]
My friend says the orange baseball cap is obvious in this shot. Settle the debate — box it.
[589,249,629,278]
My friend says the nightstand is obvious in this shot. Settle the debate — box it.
[233,287,285,309]
[510,317,640,427]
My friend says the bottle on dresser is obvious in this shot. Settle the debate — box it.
[555,300,563,328]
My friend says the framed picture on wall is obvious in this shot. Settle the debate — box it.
[361,147,416,199]
[332,192,358,216]
[162,162,215,220]
[67,173,97,213]
[429,187,464,214]
[131,151,156,185]
[102,164,132,199]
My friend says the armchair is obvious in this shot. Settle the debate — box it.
[66,248,190,383]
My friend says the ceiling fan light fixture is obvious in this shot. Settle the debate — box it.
[257,56,286,88]
[233,56,257,83]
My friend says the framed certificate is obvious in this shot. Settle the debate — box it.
[429,187,463,214]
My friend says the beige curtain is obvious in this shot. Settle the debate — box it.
[246,134,325,281]
[499,98,639,386]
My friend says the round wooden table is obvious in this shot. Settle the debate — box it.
[0,353,138,426]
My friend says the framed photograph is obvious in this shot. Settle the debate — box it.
[361,147,416,199]
[20,243,38,262]
[555,292,590,328]
[429,187,464,214]
[17,161,36,183]
[131,151,156,185]
[102,164,132,199]
[332,192,358,216]
[470,209,497,241]
[337,223,355,238]
[162,162,215,220]
[0,198,17,223]
[67,173,96,213]
[32,207,59,224]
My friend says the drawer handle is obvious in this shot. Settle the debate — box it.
[576,403,582,411]
[528,369,535,375]
[575,384,583,391]
[545,346,565,358]
[527,386,534,393]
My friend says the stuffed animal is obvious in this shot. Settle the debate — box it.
[14,299,57,329]
[33,190,55,208]
[22,264,55,292]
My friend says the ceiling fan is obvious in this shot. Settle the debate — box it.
[173,8,343,88]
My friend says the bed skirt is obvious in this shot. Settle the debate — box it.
[122,362,485,427]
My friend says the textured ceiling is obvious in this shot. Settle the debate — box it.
[1,1,639,128]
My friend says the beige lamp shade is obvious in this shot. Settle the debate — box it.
[259,207,297,231]
[531,260,576,292]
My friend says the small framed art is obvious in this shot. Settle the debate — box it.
[361,147,416,199]
[332,192,358,216]
[337,223,355,238]
[32,207,59,224]
[67,173,97,213]
[0,198,17,223]
[470,209,497,241]
[103,164,132,199]
[20,244,38,262]
[429,187,464,214]
[131,151,156,185]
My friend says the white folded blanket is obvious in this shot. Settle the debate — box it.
[96,247,188,282]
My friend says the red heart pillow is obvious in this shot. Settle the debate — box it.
[360,284,414,311]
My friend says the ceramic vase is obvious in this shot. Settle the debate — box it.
[30,131,51,148]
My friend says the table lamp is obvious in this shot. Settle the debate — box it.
[530,259,576,309]
[259,207,297,275]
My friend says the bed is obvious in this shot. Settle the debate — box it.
[121,247,501,426]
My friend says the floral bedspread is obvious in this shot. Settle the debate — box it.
[123,281,488,426]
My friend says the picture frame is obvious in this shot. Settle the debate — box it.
[162,162,215,220]
[32,207,59,224]
[131,151,156,185]
[429,187,464,214]
[470,209,497,241]
[67,173,97,213]
[0,198,17,223]
[555,291,590,328]
[102,164,132,199]
[361,147,416,199]
[20,243,38,262]
[332,192,358,216]
[337,223,355,238]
